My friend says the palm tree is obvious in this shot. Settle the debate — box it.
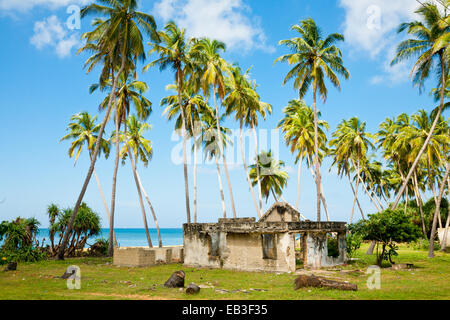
[329,117,379,223]
[390,1,449,210]
[60,112,116,245]
[144,21,193,224]
[93,73,152,254]
[398,110,449,232]
[119,115,163,248]
[224,64,272,218]
[58,0,158,259]
[190,38,238,218]
[46,204,59,254]
[429,162,450,257]
[276,18,350,221]
[249,151,289,202]
[278,100,328,212]
[161,84,208,223]
[198,106,232,218]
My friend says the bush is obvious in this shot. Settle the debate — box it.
[88,238,109,256]
[346,232,363,258]
[0,217,47,263]
[353,209,421,266]
[49,202,101,257]
[409,238,441,251]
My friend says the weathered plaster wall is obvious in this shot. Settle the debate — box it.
[183,228,296,272]
[113,246,184,267]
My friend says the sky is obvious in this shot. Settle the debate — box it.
[0,0,445,228]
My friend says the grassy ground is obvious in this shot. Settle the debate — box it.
[1,243,449,300]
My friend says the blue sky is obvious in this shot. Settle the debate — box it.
[0,0,444,228]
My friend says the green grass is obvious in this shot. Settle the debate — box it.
[1,243,449,300]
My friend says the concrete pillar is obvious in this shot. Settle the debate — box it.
[304,232,327,269]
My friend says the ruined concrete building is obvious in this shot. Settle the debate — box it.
[183,202,347,272]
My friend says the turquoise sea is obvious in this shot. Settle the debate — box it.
[37,228,183,247]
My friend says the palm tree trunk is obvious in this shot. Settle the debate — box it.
[428,162,450,258]
[177,68,191,224]
[57,59,124,260]
[134,166,163,247]
[404,187,409,215]
[212,86,237,218]
[352,159,382,212]
[312,87,321,222]
[348,173,364,222]
[440,177,450,251]
[215,155,227,218]
[124,122,153,248]
[193,133,198,223]
[307,155,329,221]
[108,101,121,256]
[413,171,427,237]
[430,183,443,228]
[240,125,260,218]
[189,120,198,223]
[92,165,117,246]
[295,153,303,211]
[251,122,263,217]
[392,53,446,211]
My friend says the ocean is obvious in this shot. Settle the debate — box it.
[37,228,184,247]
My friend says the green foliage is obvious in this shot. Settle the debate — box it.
[400,197,448,238]
[89,238,109,256]
[49,202,101,256]
[326,236,339,258]
[408,238,441,251]
[346,232,363,258]
[0,217,47,263]
[352,209,421,266]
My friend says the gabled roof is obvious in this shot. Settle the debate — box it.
[259,202,303,222]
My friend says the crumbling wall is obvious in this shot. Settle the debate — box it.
[304,232,347,269]
[113,246,184,267]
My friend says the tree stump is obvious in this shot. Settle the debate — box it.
[294,274,357,291]
[186,283,200,295]
[4,262,17,271]
[164,270,185,288]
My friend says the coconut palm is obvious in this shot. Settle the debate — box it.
[59,112,116,245]
[58,0,158,259]
[249,151,289,202]
[190,38,238,218]
[390,1,449,210]
[276,18,350,221]
[198,106,232,218]
[118,115,163,248]
[224,64,272,217]
[161,84,208,223]
[278,100,329,214]
[329,117,379,223]
[93,73,152,254]
[144,21,193,224]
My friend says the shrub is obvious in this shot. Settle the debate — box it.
[49,202,101,257]
[346,231,363,258]
[0,217,47,263]
[353,209,421,266]
[88,238,109,256]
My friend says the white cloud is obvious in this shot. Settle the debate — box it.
[153,0,273,53]
[0,0,90,12]
[339,0,445,86]
[30,15,80,58]
[338,0,419,57]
